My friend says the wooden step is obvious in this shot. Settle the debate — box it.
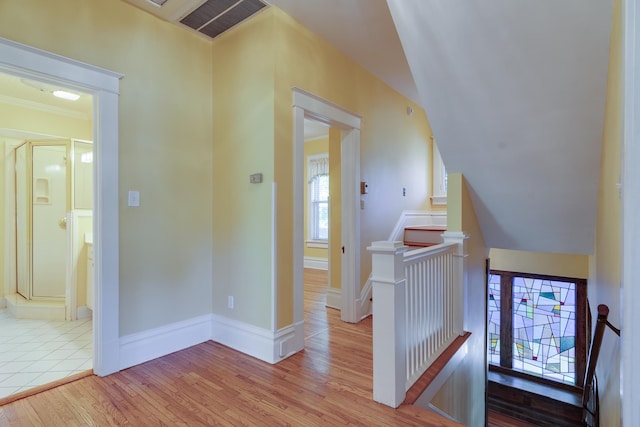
[403,226,446,247]
[488,371,583,427]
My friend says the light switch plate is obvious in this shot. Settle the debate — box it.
[128,190,140,207]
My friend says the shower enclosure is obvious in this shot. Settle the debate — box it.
[10,139,93,316]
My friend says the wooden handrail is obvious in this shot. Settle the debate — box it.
[582,304,620,423]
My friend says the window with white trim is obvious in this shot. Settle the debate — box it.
[432,140,447,205]
[308,153,329,241]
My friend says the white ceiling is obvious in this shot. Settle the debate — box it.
[5,1,614,255]
[0,72,93,122]
[267,0,419,103]
[388,0,612,255]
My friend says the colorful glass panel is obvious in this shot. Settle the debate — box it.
[511,276,577,384]
[487,273,501,365]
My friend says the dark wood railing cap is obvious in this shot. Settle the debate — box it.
[597,304,609,318]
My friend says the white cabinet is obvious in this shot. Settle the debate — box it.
[86,243,94,310]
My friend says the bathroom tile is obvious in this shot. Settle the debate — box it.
[51,358,87,372]
[0,372,42,387]
[0,308,92,399]
[0,360,32,374]
[0,352,27,363]
[23,359,62,373]
[0,386,21,399]
[46,348,81,361]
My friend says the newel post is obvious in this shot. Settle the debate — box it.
[442,231,468,336]
[367,240,408,408]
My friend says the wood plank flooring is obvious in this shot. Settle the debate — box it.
[0,269,462,426]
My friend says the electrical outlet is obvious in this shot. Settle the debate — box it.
[227,296,234,309]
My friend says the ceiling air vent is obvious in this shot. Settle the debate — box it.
[147,0,170,6]
[180,0,267,39]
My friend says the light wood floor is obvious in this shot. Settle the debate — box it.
[0,268,462,426]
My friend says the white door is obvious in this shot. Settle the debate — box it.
[31,142,68,298]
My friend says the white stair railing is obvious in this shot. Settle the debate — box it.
[368,232,466,408]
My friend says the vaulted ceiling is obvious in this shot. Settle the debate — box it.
[16,0,612,255]
[271,0,613,255]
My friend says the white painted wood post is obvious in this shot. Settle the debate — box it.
[442,231,468,336]
[368,240,408,408]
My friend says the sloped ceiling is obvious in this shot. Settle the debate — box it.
[388,0,612,255]
[120,0,613,255]
[267,0,419,103]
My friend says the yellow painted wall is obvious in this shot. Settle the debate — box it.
[272,8,434,327]
[1,0,214,335]
[303,137,329,261]
[431,173,487,425]
[211,11,276,328]
[591,0,622,424]
[0,105,92,140]
[489,249,589,279]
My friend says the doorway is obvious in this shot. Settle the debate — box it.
[293,88,362,333]
[1,37,122,376]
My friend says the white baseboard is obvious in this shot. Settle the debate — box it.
[304,257,328,270]
[211,314,304,364]
[326,287,341,310]
[357,277,373,320]
[119,314,212,370]
[77,306,92,319]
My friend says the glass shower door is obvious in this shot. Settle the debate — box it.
[31,142,69,299]
[15,143,29,299]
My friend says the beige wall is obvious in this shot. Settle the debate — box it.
[1,0,214,335]
[272,8,435,327]
[211,10,276,329]
[489,249,589,279]
[591,0,623,424]
[210,7,436,329]
[432,173,487,425]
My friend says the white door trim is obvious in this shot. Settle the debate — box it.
[293,88,362,324]
[0,37,122,376]
[622,0,640,422]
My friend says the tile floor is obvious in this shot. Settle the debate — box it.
[0,308,92,399]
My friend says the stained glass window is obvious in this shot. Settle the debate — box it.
[488,273,501,364]
[488,270,585,387]
[511,277,576,384]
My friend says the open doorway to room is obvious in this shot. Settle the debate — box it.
[0,72,94,400]
[292,88,362,351]
[1,37,122,384]
[302,118,340,339]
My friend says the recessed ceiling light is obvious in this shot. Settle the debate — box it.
[52,90,81,101]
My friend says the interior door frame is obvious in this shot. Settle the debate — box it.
[0,37,122,376]
[293,88,362,325]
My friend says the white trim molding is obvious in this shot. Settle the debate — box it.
[326,287,341,310]
[622,0,640,421]
[387,210,447,241]
[119,314,212,371]
[293,87,363,327]
[0,37,122,376]
[304,256,328,270]
[358,211,448,322]
[211,314,303,364]
[306,240,328,249]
